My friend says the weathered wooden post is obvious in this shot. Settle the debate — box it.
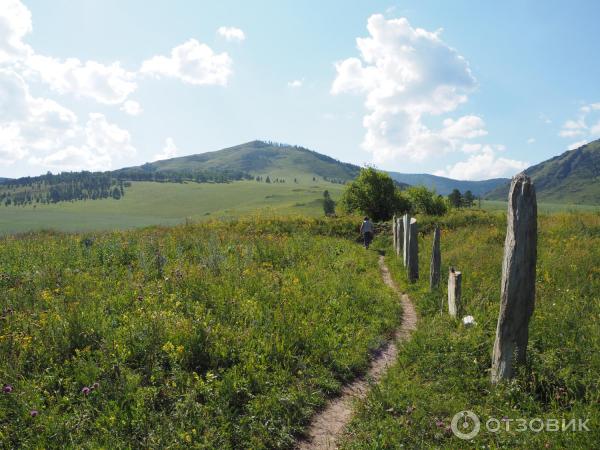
[392,214,397,254]
[406,218,418,282]
[447,267,462,316]
[491,173,537,384]
[396,217,403,257]
[402,214,410,266]
[430,226,441,290]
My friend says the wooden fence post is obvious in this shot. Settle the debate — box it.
[396,217,403,257]
[491,173,537,383]
[402,214,410,266]
[430,226,441,290]
[406,218,418,282]
[392,214,397,254]
[447,267,462,317]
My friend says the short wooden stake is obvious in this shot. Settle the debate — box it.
[448,267,462,317]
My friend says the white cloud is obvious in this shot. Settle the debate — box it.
[0,0,33,63]
[141,39,232,86]
[120,99,143,116]
[217,26,246,42]
[527,137,535,144]
[287,79,303,88]
[0,68,136,170]
[331,14,478,163]
[435,146,528,180]
[567,140,588,151]
[559,102,600,144]
[441,115,487,140]
[25,54,137,105]
[152,137,178,161]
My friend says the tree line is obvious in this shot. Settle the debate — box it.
[1,172,125,206]
[337,168,478,221]
[1,166,254,207]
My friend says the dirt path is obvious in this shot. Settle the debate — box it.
[296,255,418,450]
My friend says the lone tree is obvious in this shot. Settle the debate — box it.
[448,189,463,208]
[322,190,335,216]
[340,167,409,221]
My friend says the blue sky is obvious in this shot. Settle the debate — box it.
[1,0,599,179]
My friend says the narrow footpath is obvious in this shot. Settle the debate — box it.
[296,255,418,449]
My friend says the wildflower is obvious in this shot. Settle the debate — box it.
[82,386,91,396]
[435,419,445,428]
[3,384,13,394]
[92,382,100,390]
[30,410,38,417]
[462,315,476,327]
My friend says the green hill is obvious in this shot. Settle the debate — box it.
[387,172,508,196]
[121,140,361,182]
[487,139,600,204]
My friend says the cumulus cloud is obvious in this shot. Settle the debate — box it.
[0,69,135,170]
[217,26,246,42]
[120,100,143,116]
[287,79,303,88]
[140,39,232,86]
[559,102,600,146]
[332,14,478,162]
[152,137,179,161]
[435,146,528,180]
[0,0,32,63]
[26,54,137,104]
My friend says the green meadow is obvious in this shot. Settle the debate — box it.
[0,181,344,234]
[342,211,600,449]
[0,217,400,448]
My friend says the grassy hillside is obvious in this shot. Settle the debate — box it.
[342,211,600,448]
[388,172,508,196]
[482,200,600,214]
[126,140,361,181]
[0,180,345,234]
[0,217,401,448]
[487,139,600,204]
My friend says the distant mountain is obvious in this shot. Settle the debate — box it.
[0,178,10,184]
[387,172,509,196]
[486,139,600,204]
[125,140,362,182]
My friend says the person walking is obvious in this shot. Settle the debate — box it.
[360,216,374,249]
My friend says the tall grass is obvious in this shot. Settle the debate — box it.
[342,212,600,448]
[0,216,399,448]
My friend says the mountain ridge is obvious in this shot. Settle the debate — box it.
[486,139,600,204]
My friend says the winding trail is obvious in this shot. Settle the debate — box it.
[296,255,418,449]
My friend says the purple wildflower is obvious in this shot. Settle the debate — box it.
[30,410,38,417]
[81,386,91,396]
[2,384,13,394]
[435,419,445,428]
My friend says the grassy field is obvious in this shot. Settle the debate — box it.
[0,180,345,234]
[0,216,400,448]
[342,211,600,449]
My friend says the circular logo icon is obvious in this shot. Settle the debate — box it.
[451,410,480,440]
